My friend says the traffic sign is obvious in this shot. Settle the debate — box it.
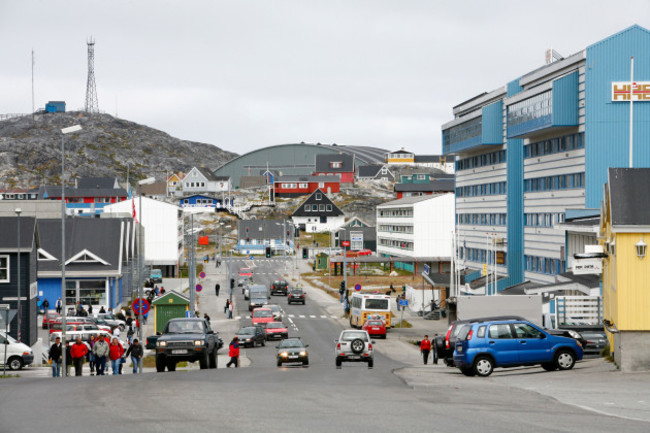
[423,264,430,275]
[132,298,150,315]
[341,241,350,247]
[398,299,408,307]
[199,272,206,279]
[196,284,203,292]
[354,284,362,291]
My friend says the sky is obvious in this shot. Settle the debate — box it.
[2,1,650,156]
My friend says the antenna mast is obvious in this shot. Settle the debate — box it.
[84,37,99,113]
[31,49,35,122]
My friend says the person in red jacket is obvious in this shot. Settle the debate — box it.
[70,337,89,376]
[109,337,124,375]
[420,334,432,365]
[226,337,240,368]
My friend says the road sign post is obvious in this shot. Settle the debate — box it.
[354,284,361,291]
[398,299,408,331]
[1,304,9,376]
[196,284,203,292]
[132,298,150,316]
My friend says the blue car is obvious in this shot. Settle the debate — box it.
[453,319,583,377]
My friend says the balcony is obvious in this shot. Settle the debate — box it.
[442,100,503,155]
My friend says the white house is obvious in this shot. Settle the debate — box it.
[376,193,455,259]
[102,197,184,277]
[182,167,231,195]
[291,189,345,233]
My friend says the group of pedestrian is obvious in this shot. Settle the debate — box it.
[224,299,233,319]
[419,334,439,365]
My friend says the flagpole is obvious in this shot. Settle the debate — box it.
[630,56,634,168]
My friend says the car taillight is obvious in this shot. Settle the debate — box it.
[302,295,305,298]
[368,343,373,350]
[466,330,473,340]
[336,343,341,350]
[445,326,453,349]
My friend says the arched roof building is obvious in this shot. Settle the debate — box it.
[214,143,388,188]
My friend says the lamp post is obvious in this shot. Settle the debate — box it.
[15,208,22,342]
[60,124,82,376]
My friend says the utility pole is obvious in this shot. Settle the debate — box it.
[137,193,143,373]
[189,214,196,317]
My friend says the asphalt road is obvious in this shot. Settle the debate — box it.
[2,257,649,432]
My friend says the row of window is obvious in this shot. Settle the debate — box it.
[524,133,584,158]
[525,255,565,275]
[377,208,413,218]
[182,199,215,205]
[456,213,507,226]
[507,91,552,127]
[460,247,507,266]
[524,212,565,227]
[279,183,309,189]
[185,181,206,188]
[456,150,507,171]
[378,224,414,234]
[401,174,429,182]
[378,238,414,251]
[524,173,584,192]
[456,181,507,197]
[67,197,118,203]
[304,204,333,212]
[443,116,482,146]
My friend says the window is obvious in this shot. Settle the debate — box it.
[488,324,513,339]
[304,205,310,212]
[183,199,189,204]
[477,326,486,338]
[312,204,318,211]
[0,255,8,282]
[513,323,543,339]
[326,204,332,211]
[330,162,342,169]
[318,183,325,188]
[443,116,482,147]
[298,183,308,189]
[416,174,426,180]
[315,193,322,200]
[319,204,325,211]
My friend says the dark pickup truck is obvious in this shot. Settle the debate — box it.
[155,318,219,372]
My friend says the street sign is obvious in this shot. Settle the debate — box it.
[196,284,203,292]
[423,264,430,275]
[199,272,206,279]
[354,284,362,291]
[132,298,150,315]
[398,299,409,307]
[341,241,350,247]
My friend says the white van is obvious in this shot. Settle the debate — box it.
[0,331,34,370]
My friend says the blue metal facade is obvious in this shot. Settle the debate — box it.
[585,25,650,208]
[552,72,579,126]
[482,101,503,144]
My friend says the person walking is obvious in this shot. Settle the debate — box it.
[224,299,230,314]
[125,339,143,374]
[99,306,106,314]
[65,341,73,377]
[42,298,50,312]
[87,335,96,376]
[109,338,124,375]
[70,337,89,376]
[88,304,93,315]
[48,336,63,377]
[215,283,220,297]
[113,326,121,340]
[203,313,211,325]
[226,337,240,368]
[227,300,233,319]
[55,297,62,315]
[432,333,439,365]
[420,334,432,365]
[92,334,110,376]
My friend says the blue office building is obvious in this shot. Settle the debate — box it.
[442,25,650,287]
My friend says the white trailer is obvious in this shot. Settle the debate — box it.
[452,295,543,326]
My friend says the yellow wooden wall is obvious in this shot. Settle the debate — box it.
[612,233,650,330]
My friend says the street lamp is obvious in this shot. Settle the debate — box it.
[60,124,81,376]
[15,208,21,342]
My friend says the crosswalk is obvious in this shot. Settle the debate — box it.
[234,314,338,320]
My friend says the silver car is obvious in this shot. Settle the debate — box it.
[335,330,374,369]
[266,304,284,322]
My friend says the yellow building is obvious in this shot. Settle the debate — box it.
[601,168,650,372]
[167,172,184,194]
[385,148,415,164]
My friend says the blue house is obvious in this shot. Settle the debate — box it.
[45,101,66,113]
[179,194,233,209]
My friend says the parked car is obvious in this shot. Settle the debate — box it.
[547,329,587,348]
[288,289,306,305]
[266,304,284,322]
[42,312,61,329]
[150,269,163,283]
[581,331,607,355]
[265,322,289,340]
[270,280,289,296]
[96,313,126,332]
[362,320,387,339]
[251,308,274,327]
[236,326,266,348]
[453,318,584,377]
[0,331,34,370]
[335,330,374,368]
[276,338,309,367]
[155,318,219,372]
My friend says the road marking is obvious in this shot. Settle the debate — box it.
[288,314,295,318]
[330,315,337,319]
[235,316,241,320]
[320,315,327,318]
[309,315,316,318]
[288,318,294,324]
[299,315,305,318]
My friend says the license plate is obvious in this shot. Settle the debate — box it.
[372,327,379,330]
[348,355,360,359]
[289,355,298,359]
[457,346,463,352]
[172,349,187,354]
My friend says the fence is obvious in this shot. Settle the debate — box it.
[554,295,602,326]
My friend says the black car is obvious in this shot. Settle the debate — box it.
[288,289,306,305]
[547,329,587,348]
[236,326,266,348]
[249,296,268,311]
[581,331,607,355]
[155,318,219,372]
[271,279,289,296]
[276,338,309,367]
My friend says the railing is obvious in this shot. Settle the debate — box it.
[555,296,602,326]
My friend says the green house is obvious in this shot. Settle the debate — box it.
[152,291,190,334]
[315,252,329,270]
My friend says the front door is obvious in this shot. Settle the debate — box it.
[486,323,519,366]
[512,322,549,363]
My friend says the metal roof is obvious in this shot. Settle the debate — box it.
[608,168,650,226]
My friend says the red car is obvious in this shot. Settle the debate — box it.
[42,312,61,329]
[48,318,93,334]
[362,320,387,339]
[251,308,274,327]
[265,322,289,340]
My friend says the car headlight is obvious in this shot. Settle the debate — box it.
[157,341,167,347]
[299,351,307,356]
[280,352,288,357]
[568,331,581,339]
[194,340,204,346]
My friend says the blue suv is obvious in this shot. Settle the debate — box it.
[453,319,583,377]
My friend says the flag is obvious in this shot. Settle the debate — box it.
[132,196,137,223]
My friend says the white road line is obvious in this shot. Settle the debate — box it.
[320,315,327,319]
[235,316,241,320]
[288,318,294,324]
[330,315,337,319]
[309,315,316,318]
[288,314,295,318]
[299,315,306,318]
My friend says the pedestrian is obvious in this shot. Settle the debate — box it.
[42,298,50,312]
[88,335,96,376]
[99,306,106,314]
[126,318,135,344]
[109,338,124,375]
[65,341,73,377]
[227,300,233,319]
[48,336,63,377]
[76,301,83,315]
[113,326,121,340]
[160,286,166,295]
[420,334,432,365]
[226,337,240,367]
[203,313,211,324]
[432,333,439,365]
[215,283,220,297]
[390,282,395,293]
[70,337,89,376]
[93,334,109,375]
[224,299,230,314]
[88,304,93,315]
[125,339,143,374]
[55,297,62,314]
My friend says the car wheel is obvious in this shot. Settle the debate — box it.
[209,350,217,369]
[444,358,455,367]
[541,362,556,371]
[473,356,494,377]
[335,358,342,368]
[277,360,282,367]
[350,339,364,354]
[167,361,176,372]
[199,351,209,369]
[119,324,126,332]
[368,359,374,369]
[459,367,475,376]
[261,339,265,347]
[155,357,166,372]
[303,359,309,366]
[555,350,576,370]
[7,356,24,371]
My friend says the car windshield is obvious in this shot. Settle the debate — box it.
[365,299,389,310]
[290,290,303,295]
[103,314,116,320]
[238,327,256,335]
[0,333,17,343]
[253,310,272,318]
[267,305,280,312]
[166,320,205,333]
[367,321,383,326]
[341,331,368,341]
[279,339,303,348]
[266,323,285,329]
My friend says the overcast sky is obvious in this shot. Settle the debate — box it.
[2,1,649,156]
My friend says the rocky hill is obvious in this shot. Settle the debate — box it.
[0,112,237,188]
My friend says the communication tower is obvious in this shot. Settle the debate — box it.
[84,37,99,113]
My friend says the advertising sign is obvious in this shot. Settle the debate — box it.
[572,258,602,275]
[612,82,650,101]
